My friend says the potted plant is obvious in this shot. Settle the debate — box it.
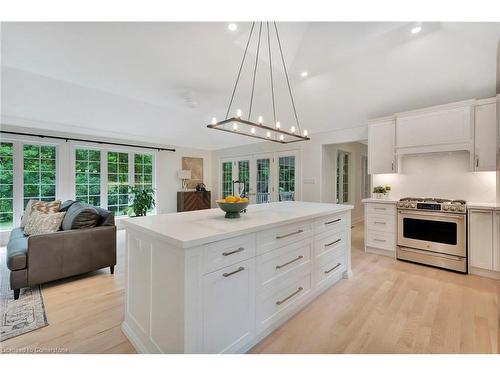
[127,186,156,217]
[373,186,387,199]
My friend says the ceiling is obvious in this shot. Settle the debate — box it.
[1,22,500,150]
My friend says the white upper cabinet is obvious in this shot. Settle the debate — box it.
[473,100,498,171]
[395,101,474,154]
[367,117,396,174]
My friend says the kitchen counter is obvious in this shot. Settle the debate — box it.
[122,201,353,248]
[121,201,353,353]
[467,202,500,210]
[362,198,399,204]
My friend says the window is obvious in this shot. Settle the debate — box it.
[278,155,295,201]
[221,161,233,198]
[336,150,350,203]
[238,160,250,196]
[256,158,271,204]
[361,155,370,199]
[107,151,129,215]
[75,148,101,206]
[134,153,153,190]
[23,144,57,208]
[0,143,14,229]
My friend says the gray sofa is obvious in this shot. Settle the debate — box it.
[6,201,117,300]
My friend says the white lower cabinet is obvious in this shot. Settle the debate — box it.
[363,201,397,257]
[468,208,500,277]
[202,258,256,353]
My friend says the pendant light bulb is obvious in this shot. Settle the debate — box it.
[236,109,242,118]
[279,134,285,141]
[290,126,296,133]
[276,121,281,129]
[232,122,238,130]
[250,127,256,134]
[211,117,217,125]
[266,131,271,138]
[303,129,308,137]
[258,116,263,124]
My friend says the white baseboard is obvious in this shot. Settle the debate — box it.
[365,246,396,258]
[469,267,500,280]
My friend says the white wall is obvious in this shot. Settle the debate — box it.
[322,142,368,223]
[373,151,497,203]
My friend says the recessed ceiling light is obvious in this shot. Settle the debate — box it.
[228,23,237,31]
[411,25,422,34]
[301,71,309,77]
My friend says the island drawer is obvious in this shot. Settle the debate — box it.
[313,213,347,235]
[256,238,312,289]
[257,221,313,255]
[313,230,346,259]
[366,213,395,233]
[256,271,311,334]
[202,234,256,274]
[315,253,346,288]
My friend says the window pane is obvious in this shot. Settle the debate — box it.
[75,148,101,207]
[279,156,295,201]
[108,151,128,215]
[256,158,271,204]
[0,143,14,229]
[22,144,57,209]
[222,162,233,198]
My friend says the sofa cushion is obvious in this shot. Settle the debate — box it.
[59,200,76,212]
[94,206,115,226]
[7,237,28,271]
[24,211,66,236]
[9,227,27,241]
[62,202,100,230]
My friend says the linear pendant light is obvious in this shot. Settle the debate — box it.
[207,22,310,144]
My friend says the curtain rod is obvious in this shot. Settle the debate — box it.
[0,130,176,152]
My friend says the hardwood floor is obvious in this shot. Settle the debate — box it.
[2,224,499,353]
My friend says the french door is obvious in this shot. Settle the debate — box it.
[220,151,299,204]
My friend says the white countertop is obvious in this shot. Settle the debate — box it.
[122,201,353,248]
[362,198,399,204]
[467,202,500,210]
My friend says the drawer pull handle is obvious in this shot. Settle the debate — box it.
[276,287,303,305]
[373,238,386,242]
[374,221,386,225]
[222,266,245,278]
[276,255,304,270]
[222,247,245,256]
[374,207,386,211]
[276,229,303,240]
[325,262,342,274]
[325,218,341,225]
[324,238,341,248]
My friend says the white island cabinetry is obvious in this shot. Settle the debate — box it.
[121,201,353,353]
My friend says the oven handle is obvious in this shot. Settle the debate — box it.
[398,210,466,220]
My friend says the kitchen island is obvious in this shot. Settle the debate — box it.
[121,201,353,353]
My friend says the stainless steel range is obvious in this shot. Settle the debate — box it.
[396,197,467,273]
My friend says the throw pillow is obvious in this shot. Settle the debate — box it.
[20,199,35,228]
[61,202,100,230]
[31,199,61,214]
[24,211,66,236]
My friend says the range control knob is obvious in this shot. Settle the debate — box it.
[458,206,465,212]
[410,203,416,208]
[450,206,457,212]
[443,205,449,210]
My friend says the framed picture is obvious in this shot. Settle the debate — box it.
[182,157,203,189]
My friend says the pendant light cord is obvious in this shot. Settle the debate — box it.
[225,22,255,120]
[274,22,301,132]
[267,22,277,124]
[248,22,262,121]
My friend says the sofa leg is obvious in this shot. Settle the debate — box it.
[13,289,20,300]
[110,266,115,275]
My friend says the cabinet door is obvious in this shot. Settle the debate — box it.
[202,258,255,353]
[469,210,493,270]
[474,103,497,171]
[494,212,500,272]
[368,119,396,174]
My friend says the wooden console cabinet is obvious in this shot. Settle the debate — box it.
[177,191,211,212]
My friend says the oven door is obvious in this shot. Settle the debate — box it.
[397,210,466,257]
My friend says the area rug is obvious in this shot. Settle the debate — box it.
[0,249,48,342]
